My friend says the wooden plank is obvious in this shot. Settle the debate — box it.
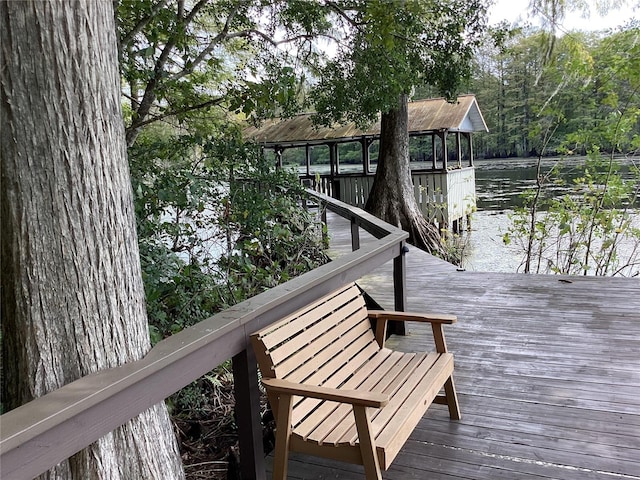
[293,349,400,438]
[290,341,381,427]
[316,353,423,446]
[353,405,383,480]
[372,355,454,468]
[409,423,640,477]
[457,393,640,432]
[267,298,367,366]
[398,442,615,480]
[272,393,294,480]
[424,409,640,454]
[321,352,442,447]
[304,352,417,445]
[257,285,361,349]
[454,372,640,405]
[279,318,373,382]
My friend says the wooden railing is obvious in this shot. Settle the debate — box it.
[303,167,476,228]
[0,191,409,480]
[411,167,477,225]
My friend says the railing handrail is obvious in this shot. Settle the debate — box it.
[0,191,409,480]
[298,165,474,179]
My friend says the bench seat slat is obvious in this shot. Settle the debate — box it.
[374,354,454,469]
[308,352,417,444]
[318,352,433,446]
[296,350,411,441]
[290,341,382,426]
[364,352,447,444]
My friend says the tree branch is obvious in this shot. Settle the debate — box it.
[325,1,358,26]
[118,0,170,53]
[224,29,319,47]
[169,24,327,84]
[324,1,365,33]
[127,0,209,145]
[168,0,246,82]
[126,96,225,133]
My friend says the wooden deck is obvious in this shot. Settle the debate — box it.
[269,212,640,479]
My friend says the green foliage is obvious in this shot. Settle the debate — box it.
[501,25,640,277]
[129,125,328,344]
[139,242,222,345]
[506,153,640,276]
[117,0,337,143]
[310,0,488,127]
[471,27,640,159]
[130,124,328,427]
[117,0,342,427]
[222,176,329,300]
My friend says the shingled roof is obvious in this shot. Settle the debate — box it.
[243,94,488,147]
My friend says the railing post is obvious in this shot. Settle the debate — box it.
[392,241,408,335]
[232,348,266,480]
[431,134,437,170]
[351,217,360,251]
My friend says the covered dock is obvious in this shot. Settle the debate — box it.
[244,95,489,231]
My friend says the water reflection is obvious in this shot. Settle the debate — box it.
[465,156,639,274]
[474,156,638,210]
[463,210,523,272]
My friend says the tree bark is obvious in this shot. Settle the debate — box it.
[1,2,185,479]
[365,94,448,258]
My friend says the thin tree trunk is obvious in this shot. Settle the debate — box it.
[1,2,184,479]
[365,94,448,259]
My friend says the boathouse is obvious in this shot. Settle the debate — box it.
[244,94,488,231]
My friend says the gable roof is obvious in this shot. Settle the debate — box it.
[243,95,488,147]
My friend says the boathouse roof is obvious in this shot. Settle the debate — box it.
[244,94,488,147]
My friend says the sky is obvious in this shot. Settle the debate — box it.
[489,0,639,31]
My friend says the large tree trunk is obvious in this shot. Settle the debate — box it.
[1,2,185,479]
[365,94,448,259]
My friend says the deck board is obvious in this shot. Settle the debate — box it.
[266,212,640,479]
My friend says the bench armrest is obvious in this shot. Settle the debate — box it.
[262,378,389,408]
[369,311,456,351]
[368,310,457,324]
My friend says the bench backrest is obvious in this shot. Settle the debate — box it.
[251,283,380,413]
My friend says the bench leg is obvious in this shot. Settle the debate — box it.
[273,393,294,480]
[444,376,461,420]
[353,406,382,480]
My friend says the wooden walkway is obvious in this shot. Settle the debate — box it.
[269,213,640,479]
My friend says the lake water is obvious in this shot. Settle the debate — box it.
[462,156,639,274]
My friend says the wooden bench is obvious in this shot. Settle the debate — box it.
[250,282,461,479]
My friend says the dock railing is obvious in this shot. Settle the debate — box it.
[303,167,476,229]
[0,191,409,480]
